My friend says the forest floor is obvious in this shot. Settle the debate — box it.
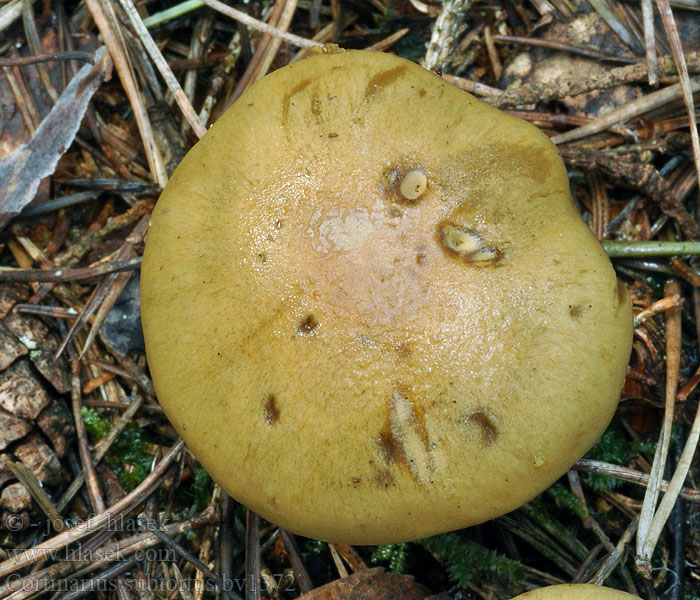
[1,0,700,598]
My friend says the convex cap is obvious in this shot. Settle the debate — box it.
[141,48,633,544]
[512,584,641,599]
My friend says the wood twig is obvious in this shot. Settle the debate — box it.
[0,258,141,283]
[636,279,682,577]
[655,0,700,199]
[279,529,314,594]
[423,0,471,71]
[560,148,700,239]
[492,34,638,64]
[552,77,700,144]
[641,0,658,84]
[0,440,183,578]
[117,0,207,139]
[0,51,94,67]
[245,510,261,600]
[202,0,322,48]
[84,0,168,187]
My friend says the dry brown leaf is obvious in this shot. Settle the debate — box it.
[0,46,111,231]
[297,567,442,600]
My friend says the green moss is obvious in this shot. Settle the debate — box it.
[547,483,589,519]
[172,463,213,510]
[583,425,655,492]
[305,539,325,554]
[112,425,153,489]
[587,427,632,464]
[81,406,112,439]
[371,543,408,573]
[192,465,213,511]
[420,533,524,588]
[80,406,153,490]
[372,531,526,586]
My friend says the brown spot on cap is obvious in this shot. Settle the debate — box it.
[365,66,408,99]
[468,412,498,446]
[569,305,583,319]
[378,426,401,465]
[264,395,280,425]
[282,78,312,123]
[395,342,412,359]
[372,467,395,488]
[386,205,403,218]
[489,143,552,185]
[298,314,320,335]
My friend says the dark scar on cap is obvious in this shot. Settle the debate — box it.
[297,314,320,335]
[264,395,280,425]
[468,412,498,446]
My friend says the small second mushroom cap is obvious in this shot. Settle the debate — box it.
[511,584,641,599]
[141,49,633,544]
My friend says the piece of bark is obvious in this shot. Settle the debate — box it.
[0,285,30,319]
[4,313,69,393]
[0,410,32,450]
[13,434,63,487]
[4,311,44,350]
[0,359,51,420]
[36,399,75,457]
[0,482,32,513]
[1,510,30,531]
[96,463,127,507]
[0,455,15,488]
[0,323,28,370]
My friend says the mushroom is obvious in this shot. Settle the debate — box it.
[140,47,633,544]
[511,584,641,599]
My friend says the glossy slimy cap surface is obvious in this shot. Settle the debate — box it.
[141,48,633,544]
[512,584,641,599]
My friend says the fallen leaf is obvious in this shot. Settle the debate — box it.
[297,567,443,600]
[0,46,112,231]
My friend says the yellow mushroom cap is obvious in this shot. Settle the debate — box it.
[141,49,633,544]
[512,584,641,599]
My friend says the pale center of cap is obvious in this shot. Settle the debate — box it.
[399,169,427,201]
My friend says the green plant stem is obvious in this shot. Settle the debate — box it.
[143,0,204,27]
[602,240,700,257]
